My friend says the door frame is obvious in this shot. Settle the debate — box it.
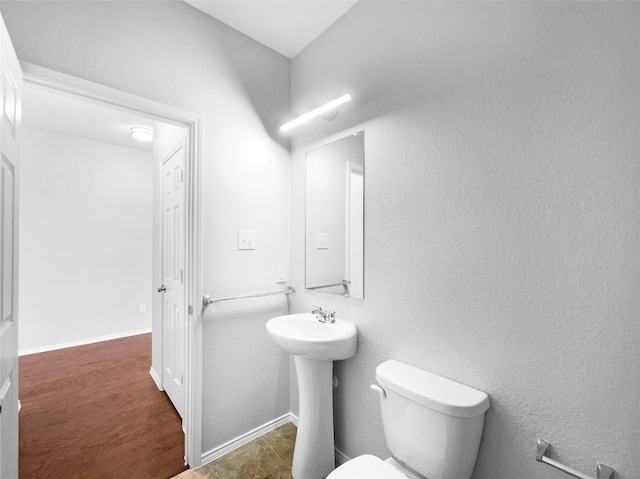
[20,62,204,467]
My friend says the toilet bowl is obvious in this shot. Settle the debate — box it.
[327,360,490,479]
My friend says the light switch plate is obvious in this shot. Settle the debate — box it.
[238,230,256,250]
[317,233,329,249]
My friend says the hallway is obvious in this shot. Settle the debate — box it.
[19,334,187,479]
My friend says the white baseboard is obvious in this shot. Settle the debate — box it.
[149,367,163,390]
[201,413,296,465]
[288,412,299,426]
[18,328,152,356]
[335,448,351,467]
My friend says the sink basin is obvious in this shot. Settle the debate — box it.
[266,312,358,478]
[266,313,357,361]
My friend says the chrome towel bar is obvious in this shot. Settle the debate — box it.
[307,280,351,297]
[203,286,295,307]
[306,280,350,290]
[536,439,615,479]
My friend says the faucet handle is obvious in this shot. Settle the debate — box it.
[327,310,337,321]
[311,305,323,312]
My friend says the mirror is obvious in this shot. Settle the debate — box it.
[305,131,364,299]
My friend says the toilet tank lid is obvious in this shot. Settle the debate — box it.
[375,360,490,418]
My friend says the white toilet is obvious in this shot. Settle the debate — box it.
[327,360,490,479]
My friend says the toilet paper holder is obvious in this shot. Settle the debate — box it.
[536,438,615,479]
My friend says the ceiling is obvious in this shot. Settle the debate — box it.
[182,0,359,59]
[23,83,161,152]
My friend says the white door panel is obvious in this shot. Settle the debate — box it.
[1,13,22,479]
[346,162,364,299]
[161,143,186,418]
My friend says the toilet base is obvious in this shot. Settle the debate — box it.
[384,457,426,479]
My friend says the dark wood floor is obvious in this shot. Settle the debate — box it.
[19,333,188,479]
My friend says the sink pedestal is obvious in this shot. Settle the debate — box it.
[265,313,357,479]
[292,356,335,479]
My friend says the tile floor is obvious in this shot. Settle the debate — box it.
[173,422,296,479]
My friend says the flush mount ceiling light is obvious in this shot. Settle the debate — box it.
[130,126,155,141]
[280,94,352,133]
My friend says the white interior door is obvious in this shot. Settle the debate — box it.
[346,162,364,299]
[160,142,186,419]
[0,14,22,479]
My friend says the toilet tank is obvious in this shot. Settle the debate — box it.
[375,360,490,479]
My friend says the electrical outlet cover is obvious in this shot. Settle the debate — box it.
[238,230,256,250]
[276,265,286,283]
[317,233,329,249]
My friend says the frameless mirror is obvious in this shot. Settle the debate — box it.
[305,131,364,299]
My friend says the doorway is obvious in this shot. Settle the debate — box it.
[19,83,157,354]
[20,63,203,467]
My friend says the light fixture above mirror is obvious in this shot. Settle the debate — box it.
[280,94,351,132]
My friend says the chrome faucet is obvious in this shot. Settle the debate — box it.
[311,305,337,323]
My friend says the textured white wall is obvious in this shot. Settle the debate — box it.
[290,2,639,479]
[19,128,152,351]
[2,0,292,453]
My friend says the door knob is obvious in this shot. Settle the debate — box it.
[157,285,166,293]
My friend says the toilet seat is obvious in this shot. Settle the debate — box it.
[327,455,409,479]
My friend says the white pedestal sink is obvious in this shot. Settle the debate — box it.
[266,313,358,479]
